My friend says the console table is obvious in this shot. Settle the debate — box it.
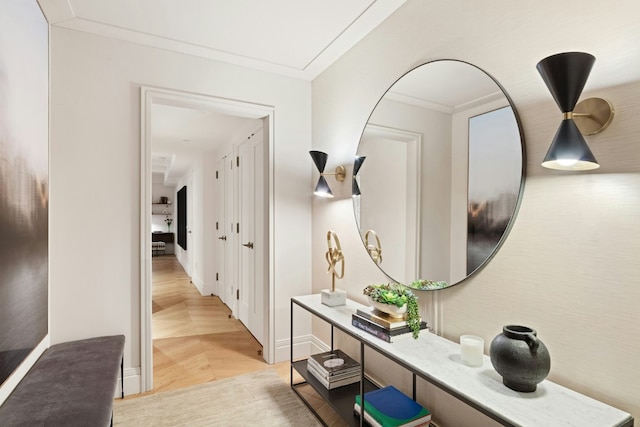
[290,294,634,427]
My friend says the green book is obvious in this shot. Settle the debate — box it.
[355,386,431,427]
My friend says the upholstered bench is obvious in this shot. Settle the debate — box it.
[0,335,125,426]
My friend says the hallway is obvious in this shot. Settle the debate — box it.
[149,255,344,425]
[151,255,284,393]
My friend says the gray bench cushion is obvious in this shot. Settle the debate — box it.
[0,335,125,427]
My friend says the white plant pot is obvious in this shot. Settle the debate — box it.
[368,297,407,318]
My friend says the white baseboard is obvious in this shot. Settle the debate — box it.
[118,367,141,397]
[274,334,330,363]
[191,273,204,294]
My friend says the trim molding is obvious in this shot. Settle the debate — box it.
[140,86,275,392]
[0,336,50,405]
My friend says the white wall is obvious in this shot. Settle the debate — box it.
[366,97,452,283]
[49,26,312,391]
[311,0,640,424]
[174,164,198,282]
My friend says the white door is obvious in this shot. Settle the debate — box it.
[215,155,229,303]
[187,175,194,277]
[236,128,266,345]
[226,156,237,314]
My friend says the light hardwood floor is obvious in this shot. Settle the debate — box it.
[149,255,346,426]
[151,255,288,392]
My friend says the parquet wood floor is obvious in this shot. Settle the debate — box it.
[151,255,288,393]
[149,255,346,425]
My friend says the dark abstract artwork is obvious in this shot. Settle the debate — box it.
[467,107,521,274]
[0,1,49,387]
[177,186,187,250]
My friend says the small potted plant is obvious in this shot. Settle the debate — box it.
[363,283,421,339]
[164,216,173,232]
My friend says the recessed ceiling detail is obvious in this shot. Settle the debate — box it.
[38,0,407,80]
[150,104,261,186]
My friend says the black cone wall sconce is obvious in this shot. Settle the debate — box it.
[309,150,346,198]
[536,52,614,171]
[352,156,366,196]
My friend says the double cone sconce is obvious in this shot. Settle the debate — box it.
[352,156,366,196]
[536,52,614,171]
[309,150,346,197]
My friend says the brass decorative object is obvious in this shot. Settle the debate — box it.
[321,230,347,306]
[365,230,382,265]
[325,230,344,291]
[572,97,615,136]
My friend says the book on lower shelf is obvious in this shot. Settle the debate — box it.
[307,362,360,389]
[306,349,361,389]
[352,314,428,342]
[354,385,431,427]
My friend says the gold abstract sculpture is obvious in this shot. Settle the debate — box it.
[325,230,344,291]
[365,230,382,265]
[321,230,346,306]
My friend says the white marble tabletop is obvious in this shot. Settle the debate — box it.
[292,294,633,427]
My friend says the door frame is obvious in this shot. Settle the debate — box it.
[140,86,275,392]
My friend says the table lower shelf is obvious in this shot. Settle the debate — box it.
[292,359,379,426]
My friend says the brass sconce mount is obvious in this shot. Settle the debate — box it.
[327,165,347,182]
[572,97,614,136]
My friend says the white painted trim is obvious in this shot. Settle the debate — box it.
[0,336,50,405]
[140,86,276,392]
[119,367,141,397]
[360,124,422,281]
[140,87,153,391]
[277,333,330,362]
[42,0,407,81]
[385,90,506,114]
[190,273,205,295]
[264,116,276,365]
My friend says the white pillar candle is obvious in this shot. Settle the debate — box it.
[460,335,484,367]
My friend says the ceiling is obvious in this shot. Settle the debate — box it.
[151,105,262,184]
[38,0,408,186]
[38,0,406,80]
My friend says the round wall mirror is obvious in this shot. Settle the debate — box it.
[353,60,525,290]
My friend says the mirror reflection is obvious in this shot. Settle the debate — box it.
[353,60,524,289]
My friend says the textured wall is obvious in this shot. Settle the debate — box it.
[312,0,640,423]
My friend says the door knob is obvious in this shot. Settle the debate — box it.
[242,242,254,249]
[218,236,227,241]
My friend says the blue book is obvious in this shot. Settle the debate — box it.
[355,386,431,427]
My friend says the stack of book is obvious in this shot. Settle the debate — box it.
[306,349,361,390]
[354,385,432,427]
[351,307,428,342]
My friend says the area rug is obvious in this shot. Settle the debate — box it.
[113,369,322,426]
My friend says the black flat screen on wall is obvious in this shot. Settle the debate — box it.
[177,186,187,250]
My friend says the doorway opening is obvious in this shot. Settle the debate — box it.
[141,87,275,393]
[151,255,266,392]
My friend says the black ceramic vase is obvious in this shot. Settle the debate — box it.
[489,325,550,392]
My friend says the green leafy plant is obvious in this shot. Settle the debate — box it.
[363,283,421,339]
[409,279,448,290]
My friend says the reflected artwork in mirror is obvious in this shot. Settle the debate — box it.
[353,60,525,289]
